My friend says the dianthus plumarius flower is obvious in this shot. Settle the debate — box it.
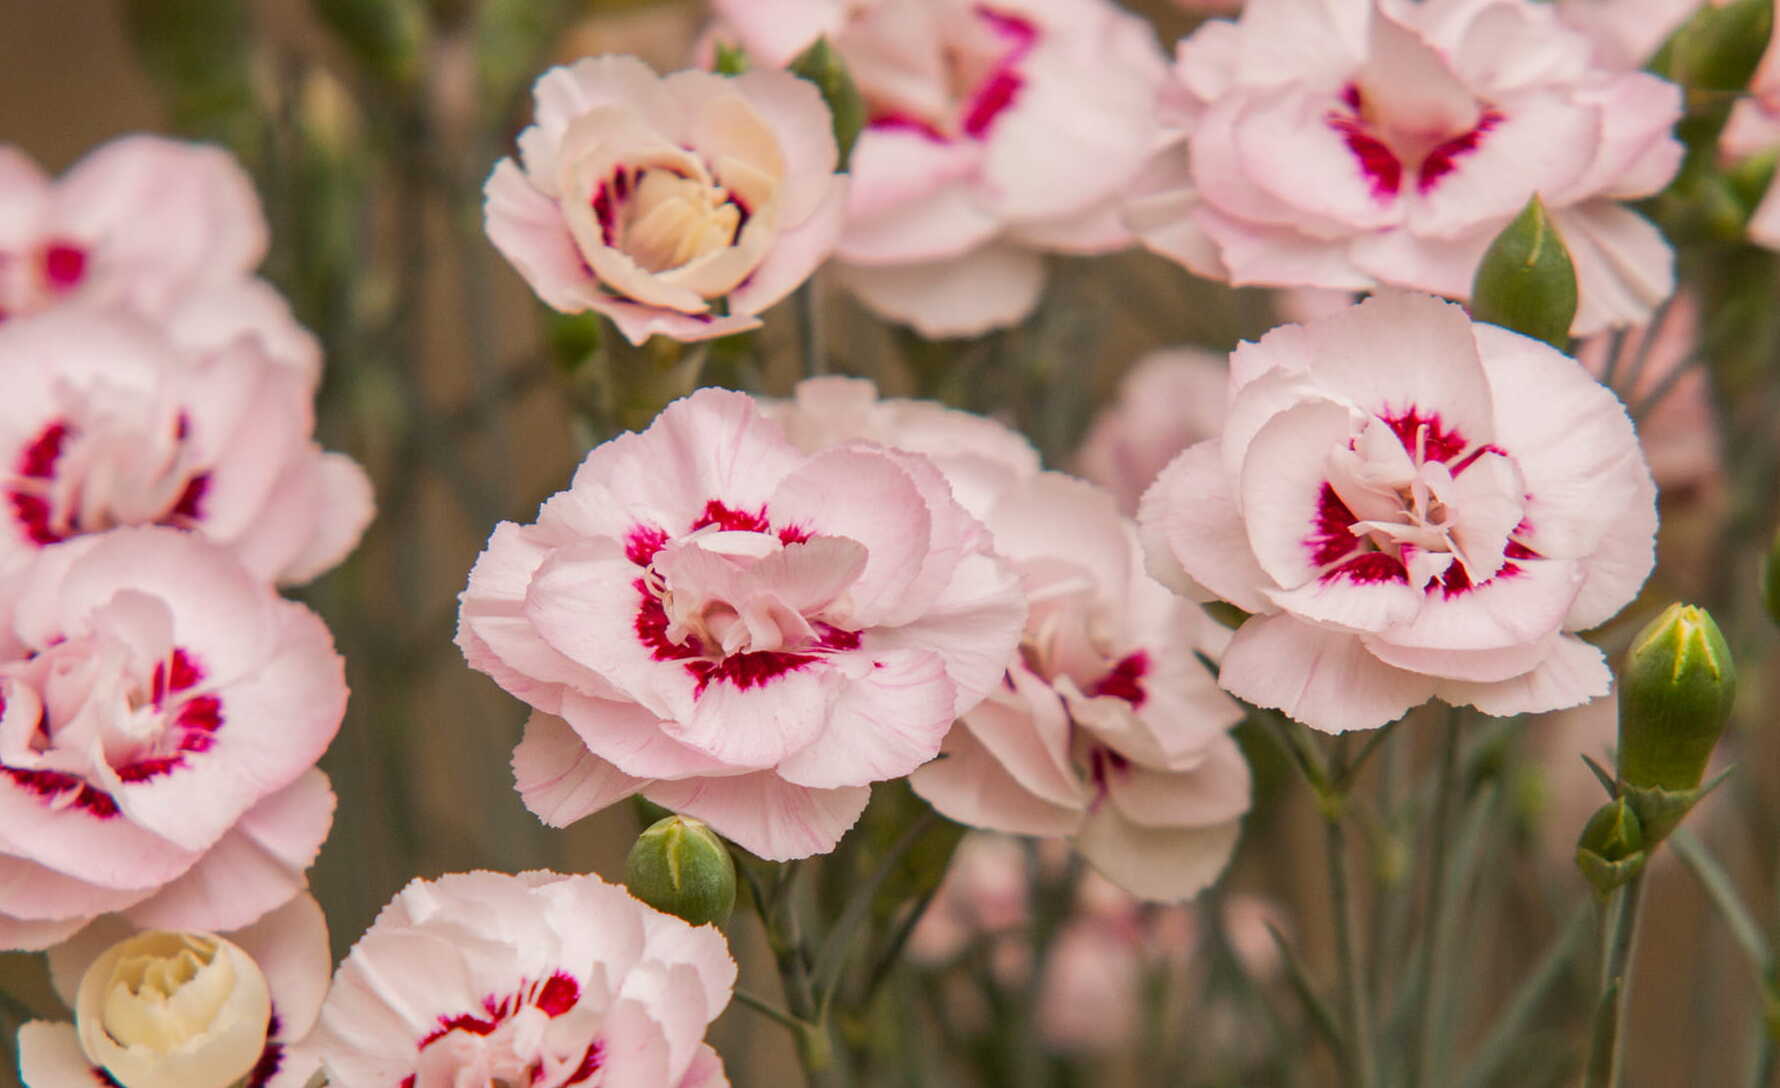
[17,893,331,1088]
[1139,292,1656,734]
[1128,0,1684,334]
[457,387,1026,859]
[0,307,372,586]
[712,0,1170,337]
[309,871,734,1088]
[0,528,346,949]
[484,55,849,345]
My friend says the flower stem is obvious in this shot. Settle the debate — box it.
[797,278,825,377]
[1326,795,1379,1088]
[1584,869,1649,1088]
[1410,707,1463,1088]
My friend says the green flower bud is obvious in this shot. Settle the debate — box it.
[624,815,737,927]
[1617,603,1737,795]
[1575,798,1647,899]
[789,37,866,172]
[1665,0,1774,92]
[1469,195,1579,349]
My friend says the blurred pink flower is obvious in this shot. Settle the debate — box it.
[0,307,373,586]
[1555,0,1701,70]
[1139,293,1656,734]
[0,528,345,949]
[1075,348,1228,515]
[907,833,1031,963]
[0,136,267,327]
[712,0,1170,337]
[913,474,1249,901]
[16,893,332,1088]
[485,56,848,345]
[458,388,1026,859]
[311,871,733,1088]
[1129,0,1683,334]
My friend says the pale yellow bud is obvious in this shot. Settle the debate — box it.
[75,930,272,1088]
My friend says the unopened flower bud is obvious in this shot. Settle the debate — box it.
[625,815,737,927]
[1470,195,1579,349]
[789,36,866,171]
[1576,798,1647,898]
[75,930,272,1088]
[1664,0,1774,92]
[1618,603,1737,795]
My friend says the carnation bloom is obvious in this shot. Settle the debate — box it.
[457,387,1026,859]
[711,0,1170,337]
[484,55,848,345]
[16,893,331,1088]
[912,474,1249,900]
[0,528,345,949]
[1139,293,1656,734]
[1075,348,1228,515]
[310,871,734,1088]
[0,307,373,586]
[0,135,267,326]
[1129,0,1684,334]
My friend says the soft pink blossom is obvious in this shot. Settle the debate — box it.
[0,528,346,949]
[1075,348,1228,515]
[1128,0,1684,334]
[16,893,332,1088]
[485,55,848,345]
[457,387,1026,860]
[310,871,734,1088]
[0,307,373,586]
[1139,293,1656,734]
[0,136,267,327]
[1555,0,1701,70]
[712,0,1170,337]
[762,375,1040,519]
[907,833,1032,963]
[912,473,1249,901]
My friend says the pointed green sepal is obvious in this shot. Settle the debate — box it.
[1575,798,1648,899]
[1617,603,1737,798]
[1620,764,1736,846]
[789,37,866,171]
[624,815,738,927]
[1470,195,1579,348]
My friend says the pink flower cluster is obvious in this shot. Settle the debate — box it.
[0,136,369,955]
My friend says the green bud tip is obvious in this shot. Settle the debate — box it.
[1575,798,1647,898]
[624,815,737,927]
[788,36,866,172]
[1469,194,1579,350]
[1618,603,1737,795]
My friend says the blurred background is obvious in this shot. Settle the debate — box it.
[0,1,1775,1085]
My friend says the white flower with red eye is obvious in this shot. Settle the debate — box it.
[0,307,372,586]
[484,55,849,346]
[310,871,734,1088]
[16,893,333,1088]
[457,387,1026,860]
[911,474,1248,902]
[0,528,345,950]
[1139,293,1656,734]
[711,0,1169,338]
[1128,0,1684,335]
[0,136,267,327]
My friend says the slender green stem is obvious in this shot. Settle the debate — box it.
[1410,708,1464,1088]
[1584,869,1650,1088]
[1459,904,1593,1088]
[733,987,810,1033]
[797,279,825,377]
[1327,796,1379,1088]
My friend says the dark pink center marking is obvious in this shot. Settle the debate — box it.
[8,418,214,547]
[412,975,601,1085]
[41,242,87,291]
[1417,110,1503,193]
[1089,651,1149,708]
[1328,85,1504,201]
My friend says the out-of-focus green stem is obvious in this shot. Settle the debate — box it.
[1410,708,1463,1088]
[1326,789,1378,1088]
[1584,869,1649,1088]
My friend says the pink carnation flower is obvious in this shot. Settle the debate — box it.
[1129,0,1684,334]
[310,871,734,1088]
[484,55,849,345]
[1075,348,1229,515]
[457,388,1026,859]
[1139,293,1656,734]
[0,307,373,586]
[913,474,1248,900]
[0,528,346,949]
[17,893,332,1088]
[0,135,267,326]
[712,0,1170,337]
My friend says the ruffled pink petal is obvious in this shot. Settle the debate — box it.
[1350,224,1493,300]
[1435,631,1609,716]
[527,56,684,175]
[1555,201,1674,334]
[862,552,1027,717]
[1193,202,1376,289]
[559,689,729,779]
[1220,614,1439,734]
[1137,441,1274,612]
[271,452,376,585]
[726,176,847,317]
[1405,91,1599,239]
[910,723,1084,837]
[775,648,955,789]
[1104,731,1251,829]
[677,1043,731,1088]
[225,891,334,1040]
[836,244,1047,339]
[16,1022,95,1088]
[513,711,651,827]
[1238,399,1358,590]
[1361,630,1556,682]
[643,772,870,861]
[956,668,1085,810]
[484,159,607,313]
[667,665,843,769]
[0,852,153,926]
[1073,805,1241,902]
[710,0,844,66]
[1372,556,1582,653]
[729,69,840,227]
[1565,462,1656,631]
[839,177,1003,266]
[0,914,90,952]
